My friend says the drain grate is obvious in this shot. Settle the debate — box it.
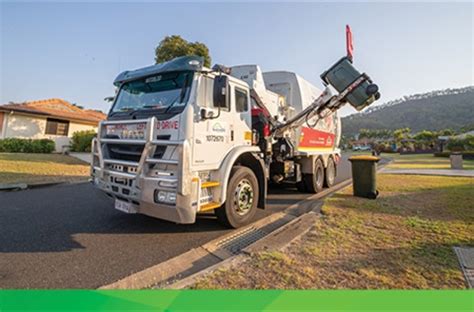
[454,247,474,288]
[259,216,292,234]
[216,226,267,254]
[214,216,293,255]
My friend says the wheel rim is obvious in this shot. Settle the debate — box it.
[316,167,324,188]
[327,161,335,185]
[233,178,254,216]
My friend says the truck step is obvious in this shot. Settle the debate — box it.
[201,181,220,188]
[200,201,221,212]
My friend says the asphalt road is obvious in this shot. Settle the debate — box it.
[0,154,353,289]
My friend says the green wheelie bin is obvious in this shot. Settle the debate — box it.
[320,56,380,112]
[348,155,380,199]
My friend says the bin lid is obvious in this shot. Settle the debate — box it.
[348,155,380,162]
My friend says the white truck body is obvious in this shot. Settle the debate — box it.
[229,66,341,166]
[263,71,342,156]
[91,55,378,227]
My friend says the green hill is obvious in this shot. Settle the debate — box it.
[342,86,474,136]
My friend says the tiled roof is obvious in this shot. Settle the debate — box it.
[0,98,106,124]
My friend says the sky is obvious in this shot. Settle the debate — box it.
[1,1,473,117]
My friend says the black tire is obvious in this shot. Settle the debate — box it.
[296,180,307,193]
[324,157,337,188]
[303,158,324,193]
[215,166,259,228]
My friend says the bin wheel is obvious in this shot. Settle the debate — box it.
[215,166,259,228]
[304,158,324,193]
[367,190,379,199]
[324,157,337,188]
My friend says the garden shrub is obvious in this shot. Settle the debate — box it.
[446,135,474,152]
[434,151,474,160]
[0,138,55,153]
[70,130,96,152]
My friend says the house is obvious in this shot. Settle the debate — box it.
[0,98,106,152]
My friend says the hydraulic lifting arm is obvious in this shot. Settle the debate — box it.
[272,74,375,137]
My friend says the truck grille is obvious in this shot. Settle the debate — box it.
[106,135,170,162]
[108,144,144,162]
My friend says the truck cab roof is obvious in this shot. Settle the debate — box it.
[113,55,204,87]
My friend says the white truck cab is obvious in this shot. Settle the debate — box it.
[91,55,379,228]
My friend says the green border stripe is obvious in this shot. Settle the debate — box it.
[1,290,473,311]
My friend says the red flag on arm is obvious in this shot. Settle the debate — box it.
[346,24,354,60]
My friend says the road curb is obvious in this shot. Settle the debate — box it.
[100,178,352,290]
[0,183,28,191]
[100,159,391,290]
[167,208,322,290]
[0,180,90,192]
[379,169,474,178]
[164,161,393,289]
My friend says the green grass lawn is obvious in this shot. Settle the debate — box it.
[193,174,474,289]
[0,153,90,185]
[384,153,474,170]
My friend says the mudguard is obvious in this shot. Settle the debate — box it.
[213,146,266,208]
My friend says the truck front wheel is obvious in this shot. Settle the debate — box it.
[215,166,259,228]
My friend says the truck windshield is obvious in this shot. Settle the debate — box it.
[111,71,193,114]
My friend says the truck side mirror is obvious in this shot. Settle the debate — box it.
[200,107,218,120]
[213,75,229,109]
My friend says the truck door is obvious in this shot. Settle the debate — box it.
[231,84,252,148]
[192,75,234,170]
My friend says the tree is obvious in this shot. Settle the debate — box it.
[358,129,369,139]
[393,128,411,143]
[460,123,474,133]
[413,130,436,142]
[154,35,211,67]
[437,129,455,136]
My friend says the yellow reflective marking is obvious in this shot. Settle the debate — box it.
[244,131,252,141]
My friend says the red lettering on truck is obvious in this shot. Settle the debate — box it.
[299,127,336,148]
[157,121,179,130]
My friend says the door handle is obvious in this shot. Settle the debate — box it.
[231,130,234,141]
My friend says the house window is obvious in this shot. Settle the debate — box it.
[45,118,69,136]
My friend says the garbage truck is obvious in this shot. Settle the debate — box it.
[91,54,379,228]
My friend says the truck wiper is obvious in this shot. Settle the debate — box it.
[118,107,136,112]
[109,107,136,116]
[142,104,166,110]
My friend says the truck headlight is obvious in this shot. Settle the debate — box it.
[155,190,177,204]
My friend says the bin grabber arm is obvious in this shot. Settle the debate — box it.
[317,73,371,113]
[272,73,370,136]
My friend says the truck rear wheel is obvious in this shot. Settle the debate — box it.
[303,158,324,193]
[324,157,337,188]
[296,180,307,192]
[215,166,259,228]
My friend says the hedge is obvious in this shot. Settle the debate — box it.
[0,138,55,153]
[434,151,474,160]
[70,130,97,153]
[446,135,474,151]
